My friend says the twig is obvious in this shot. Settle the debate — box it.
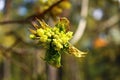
[27,0,63,21]
[0,20,29,25]
[98,14,120,32]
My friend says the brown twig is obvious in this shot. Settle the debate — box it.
[0,0,63,25]
[27,0,63,21]
[0,20,29,25]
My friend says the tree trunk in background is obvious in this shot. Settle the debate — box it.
[47,65,58,80]
[3,57,11,80]
[63,55,80,80]
[32,49,46,80]
[3,0,12,80]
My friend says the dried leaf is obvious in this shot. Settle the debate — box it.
[68,44,87,57]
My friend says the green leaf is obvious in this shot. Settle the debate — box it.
[45,48,61,68]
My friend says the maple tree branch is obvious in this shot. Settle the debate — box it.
[27,0,63,21]
[0,0,63,25]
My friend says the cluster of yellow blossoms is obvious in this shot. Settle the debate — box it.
[29,17,86,68]
[29,20,73,51]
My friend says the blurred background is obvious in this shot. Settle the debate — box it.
[0,0,120,80]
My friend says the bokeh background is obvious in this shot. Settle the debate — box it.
[0,0,120,80]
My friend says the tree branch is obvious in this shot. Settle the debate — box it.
[0,20,29,25]
[98,14,120,32]
[70,0,89,45]
[27,0,63,21]
[0,0,63,25]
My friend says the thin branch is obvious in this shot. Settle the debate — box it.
[98,14,120,31]
[0,20,29,25]
[27,0,63,21]
[90,13,120,34]
[0,0,63,25]
[70,0,89,45]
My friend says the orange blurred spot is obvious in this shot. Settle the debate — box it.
[93,38,107,48]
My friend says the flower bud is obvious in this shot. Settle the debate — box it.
[29,34,36,39]
[37,29,44,36]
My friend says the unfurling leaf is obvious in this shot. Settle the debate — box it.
[31,21,39,29]
[28,28,36,34]
[68,43,87,57]
[36,18,50,29]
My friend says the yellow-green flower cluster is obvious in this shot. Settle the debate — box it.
[29,18,73,68]
[52,27,73,50]
[29,18,86,68]
[29,23,73,51]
